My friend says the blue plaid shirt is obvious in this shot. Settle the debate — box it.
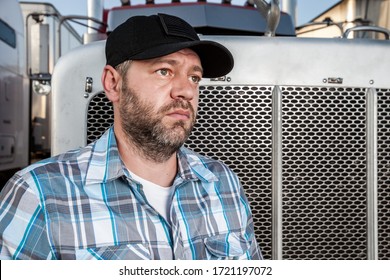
[0,128,262,260]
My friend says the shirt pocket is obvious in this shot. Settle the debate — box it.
[75,243,152,260]
[204,232,251,260]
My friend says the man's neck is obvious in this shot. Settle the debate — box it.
[114,126,178,188]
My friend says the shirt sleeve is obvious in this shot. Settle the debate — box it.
[0,173,54,260]
[216,164,263,260]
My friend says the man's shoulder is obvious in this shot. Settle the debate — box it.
[11,128,117,188]
[0,144,92,199]
[16,128,115,180]
[12,144,94,186]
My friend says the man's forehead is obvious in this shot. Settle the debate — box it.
[140,49,203,71]
[156,48,200,61]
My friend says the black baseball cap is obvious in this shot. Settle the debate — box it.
[105,13,234,78]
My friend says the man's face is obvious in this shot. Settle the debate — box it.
[118,48,202,162]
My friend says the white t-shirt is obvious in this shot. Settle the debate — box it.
[128,171,174,222]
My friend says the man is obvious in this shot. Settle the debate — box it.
[0,14,262,260]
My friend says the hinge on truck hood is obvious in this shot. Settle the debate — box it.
[84,77,93,98]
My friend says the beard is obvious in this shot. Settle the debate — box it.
[118,82,196,163]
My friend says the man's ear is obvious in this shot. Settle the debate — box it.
[101,65,121,103]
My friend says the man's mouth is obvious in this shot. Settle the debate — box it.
[166,109,191,120]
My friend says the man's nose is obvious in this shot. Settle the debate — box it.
[170,75,197,100]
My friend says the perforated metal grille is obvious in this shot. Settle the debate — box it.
[282,87,367,260]
[87,92,114,144]
[378,89,390,260]
[86,85,390,260]
[185,86,274,260]
[86,87,274,259]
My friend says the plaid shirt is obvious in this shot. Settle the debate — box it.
[0,128,262,260]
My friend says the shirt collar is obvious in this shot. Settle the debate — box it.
[84,127,125,185]
[84,127,219,185]
[177,147,219,183]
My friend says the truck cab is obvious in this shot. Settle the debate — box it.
[0,0,82,183]
[0,0,29,181]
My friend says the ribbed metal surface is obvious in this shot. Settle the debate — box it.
[378,89,390,260]
[86,86,389,260]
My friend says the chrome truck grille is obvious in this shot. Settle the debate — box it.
[87,85,390,260]
[378,89,390,260]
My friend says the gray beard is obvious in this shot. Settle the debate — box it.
[118,85,196,163]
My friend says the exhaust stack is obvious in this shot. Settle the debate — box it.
[281,0,297,27]
[87,0,103,33]
[84,0,106,43]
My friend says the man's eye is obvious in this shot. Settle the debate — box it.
[190,75,201,84]
[157,69,169,76]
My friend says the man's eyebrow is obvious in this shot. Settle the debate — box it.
[149,58,203,74]
[192,65,204,75]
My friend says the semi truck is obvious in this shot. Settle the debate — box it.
[3,0,390,260]
[0,0,82,183]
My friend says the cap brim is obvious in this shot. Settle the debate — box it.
[129,40,234,78]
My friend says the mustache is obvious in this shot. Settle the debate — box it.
[159,99,194,115]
